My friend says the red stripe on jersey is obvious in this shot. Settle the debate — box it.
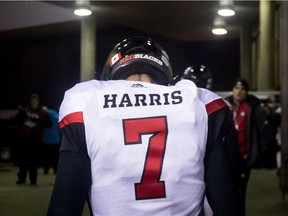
[59,111,83,128]
[205,98,226,115]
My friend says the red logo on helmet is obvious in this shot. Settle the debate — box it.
[110,52,122,67]
[119,54,135,64]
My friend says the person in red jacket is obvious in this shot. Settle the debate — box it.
[14,93,52,185]
[225,78,274,215]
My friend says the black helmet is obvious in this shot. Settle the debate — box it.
[101,37,173,86]
[182,65,213,89]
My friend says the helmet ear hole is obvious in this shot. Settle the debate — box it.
[181,65,213,89]
[101,37,173,85]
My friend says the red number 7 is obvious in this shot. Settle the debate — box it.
[123,116,168,200]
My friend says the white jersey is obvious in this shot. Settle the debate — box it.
[59,79,222,216]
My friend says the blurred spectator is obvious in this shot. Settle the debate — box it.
[273,106,282,172]
[14,93,52,185]
[225,78,274,215]
[263,100,281,169]
[42,105,61,175]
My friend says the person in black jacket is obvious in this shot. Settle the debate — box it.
[225,78,274,215]
[47,37,242,216]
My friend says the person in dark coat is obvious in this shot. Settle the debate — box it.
[225,78,274,215]
[14,93,52,185]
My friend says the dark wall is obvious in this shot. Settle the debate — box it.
[95,27,240,89]
[0,25,239,109]
[1,33,81,109]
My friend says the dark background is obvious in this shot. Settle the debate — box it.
[0,26,239,109]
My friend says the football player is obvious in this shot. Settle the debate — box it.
[47,37,241,216]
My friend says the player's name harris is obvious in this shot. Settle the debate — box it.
[102,90,183,108]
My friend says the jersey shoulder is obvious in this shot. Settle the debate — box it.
[197,88,227,115]
[59,80,138,121]
[174,79,198,98]
[59,80,103,121]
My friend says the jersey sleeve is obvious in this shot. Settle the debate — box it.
[58,80,96,154]
[204,106,242,215]
[47,81,96,216]
[197,88,227,115]
[198,88,242,215]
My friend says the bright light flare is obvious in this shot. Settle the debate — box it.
[212,28,228,35]
[74,8,92,16]
[218,9,235,17]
